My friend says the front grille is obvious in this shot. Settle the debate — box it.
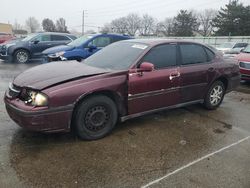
[241,74,250,79]
[7,83,21,98]
[239,62,250,69]
[0,45,7,55]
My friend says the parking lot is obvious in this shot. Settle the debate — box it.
[0,59,249,188]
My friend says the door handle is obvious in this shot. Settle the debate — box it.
[47,44,52,46]
[169,72,180,80]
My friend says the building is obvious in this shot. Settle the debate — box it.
[0,23,13,34]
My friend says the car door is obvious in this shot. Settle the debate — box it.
[30,34,52,56]
[86,36,112,57]
[178,43,217,103]
[128,43,181,115]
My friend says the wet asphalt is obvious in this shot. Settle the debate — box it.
[0,60,249,188]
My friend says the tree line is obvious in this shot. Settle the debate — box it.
[13,17,69,33]
[12,0,250,36]
[101,0,250,36]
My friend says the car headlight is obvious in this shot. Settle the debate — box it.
[55,51,65,57]
[26,91,48,106]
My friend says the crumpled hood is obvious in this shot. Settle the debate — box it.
[42,45,75,55]
[13,61,109,90]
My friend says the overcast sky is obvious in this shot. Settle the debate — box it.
[1,0,250,32]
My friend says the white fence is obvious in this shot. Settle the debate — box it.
[139,36,250,47]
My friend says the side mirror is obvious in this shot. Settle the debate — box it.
[32,40,40,44]
[139,62,154,72]
[87,44,97,51]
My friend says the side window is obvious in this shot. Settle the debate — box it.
[204,47,215,62]
[51,35,70,41]
[111,37,123,43]
[141,44,177,69]
[35,35,51,42]
[90,37,111,47]
[180,44,207,65]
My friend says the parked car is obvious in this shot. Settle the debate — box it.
[0,32,15,44]
[0,32,76,63]
[4,39,240,140]
[42,33,132,62]
[236,44,250,81]
[216,42,248,53]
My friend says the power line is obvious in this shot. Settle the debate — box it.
[87,0,228,16]
[70,0,229,32]
[84,0,226,27]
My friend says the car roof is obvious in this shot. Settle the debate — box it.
[36,32,74,36]
[122,38,205,46]
[87,33,132,38]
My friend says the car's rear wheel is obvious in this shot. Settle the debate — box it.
[204,81,225,110]
[74,95,118,140]
[14,49,30,63]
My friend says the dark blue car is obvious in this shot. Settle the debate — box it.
[0,32,76,63]
[42,33,132,62]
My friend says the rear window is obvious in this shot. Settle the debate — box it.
[180,44,207,65]
[51,35,70,41]
[204,48,215,61]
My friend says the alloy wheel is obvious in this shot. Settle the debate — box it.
[16,51,28,63]
[210,85,223,106]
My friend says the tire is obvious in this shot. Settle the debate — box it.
[204,81,225,110]
[14,49,30,63]
[73,95,118,140]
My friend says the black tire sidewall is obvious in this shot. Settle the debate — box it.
[204,81,225,110]
[74,95,118,140]
[14,49,29,63]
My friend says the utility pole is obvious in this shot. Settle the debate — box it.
[82,10,85,35]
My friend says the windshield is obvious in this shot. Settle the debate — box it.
[218,42,234,48]
[242,45,250,53]
[68,35,93,47]
[84,42,148,70]
[21,33,39,41]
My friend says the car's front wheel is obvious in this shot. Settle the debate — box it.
[14,49,30,63]
[204,81,225,110]
[73,95,118,140]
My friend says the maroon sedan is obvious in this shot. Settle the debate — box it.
[236,44,250,81]
[4,39,240,140]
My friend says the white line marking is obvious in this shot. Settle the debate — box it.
[141,136,250,188]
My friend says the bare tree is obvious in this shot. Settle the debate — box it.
[56,18,68,33]
[125,13,141,36]
[100,23,112,33]
[25,17,40,33]
[197,9,217,36]
[156,18,174,36]
[42,18,56,32]
[110,17,128,34]
[13,21,23,30]
[139,14,157,36]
